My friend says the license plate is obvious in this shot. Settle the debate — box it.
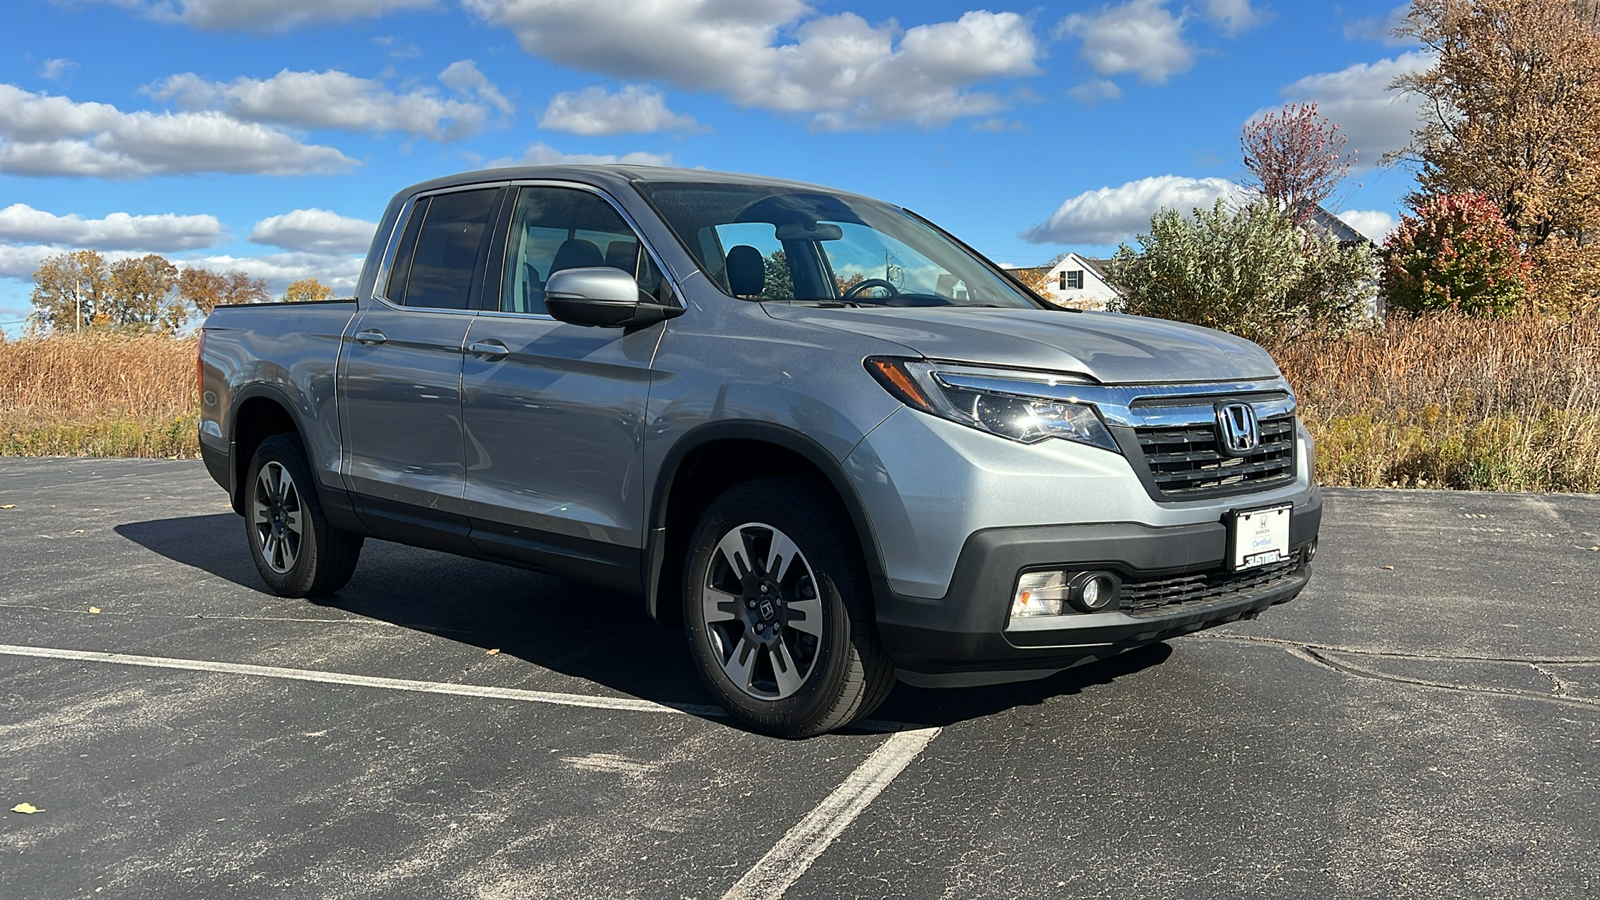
[1230,503,1291,571]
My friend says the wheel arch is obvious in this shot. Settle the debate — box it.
[644,422,887,628]
[227,385,308,515]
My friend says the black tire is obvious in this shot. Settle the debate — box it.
[683,476,895,738]
[244,434,362,598]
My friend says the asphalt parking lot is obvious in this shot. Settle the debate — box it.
[2,457,1598,899]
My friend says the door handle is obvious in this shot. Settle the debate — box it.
[468,339,510,360]
[355,329,387,345]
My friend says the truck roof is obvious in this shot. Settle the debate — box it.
[396,164,874,204]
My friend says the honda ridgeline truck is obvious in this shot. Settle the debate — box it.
[199,166,1322,737]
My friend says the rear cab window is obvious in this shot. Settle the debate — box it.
[383,188,500,310]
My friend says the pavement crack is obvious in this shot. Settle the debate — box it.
[1197,632,1600,666]
[1283,646,1600,712]
[1531,663,1576,697]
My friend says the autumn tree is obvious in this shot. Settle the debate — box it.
[1011,254,1064,299]
[1241,102,1355,224]
[283,277,334,303]
[1396,0,1600,310]
[29,250,110,333]
[179,268,270,314]
[107,254,183,332]
[1382,193,1532,316]
[1106,199,1373,345]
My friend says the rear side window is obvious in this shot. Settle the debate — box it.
[386,188,498,310]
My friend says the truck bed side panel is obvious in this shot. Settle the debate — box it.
[199,301,360,498]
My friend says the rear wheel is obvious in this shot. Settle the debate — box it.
[245,434,362,597]
[684,477,894,737]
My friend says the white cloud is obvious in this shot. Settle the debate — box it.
[0,84,356,178]
[1201,0,1267,37]
[541,84,699,136]
[249,209,378,254]
[1344,5,1415,46]
[1068,79,1123,104]
[488,142,674,168]
[0,84,123,142]
[1338,209,1398,243]
[1055,0,1194,85]
[1262,51,1433,168]
[0,204,224,251]
[187,252,366,291]
[147,62,511,141]
[38,58,79,81]
[463,1,1040,130]
[375,35,424,60]
[0,244,63,280]
[439,60,514,116]
[1022,175,1242,245]
[86,0,440,33]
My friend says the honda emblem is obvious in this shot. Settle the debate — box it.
[1215,403,1261,456]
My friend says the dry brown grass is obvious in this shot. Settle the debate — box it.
[4,320,1598,492]
[1275,308,1600,492]
[0,332,199,458]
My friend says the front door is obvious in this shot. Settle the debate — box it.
[460,184,670,587]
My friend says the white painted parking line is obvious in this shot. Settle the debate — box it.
[0,643,921,733]
[722,726,941,900]
[0,642,727,717]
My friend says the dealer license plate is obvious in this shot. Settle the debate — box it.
[1230,503,1291,571]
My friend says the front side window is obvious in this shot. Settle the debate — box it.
[638,182,1038,309]
[387,188,498,310]
[500,186,665,314]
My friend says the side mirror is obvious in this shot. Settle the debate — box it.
[544,267,684,328]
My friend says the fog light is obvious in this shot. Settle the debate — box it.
[1067,571,1120,613]
[1011,570,1069,618]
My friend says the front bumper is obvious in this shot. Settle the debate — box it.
[877,488,1322,687]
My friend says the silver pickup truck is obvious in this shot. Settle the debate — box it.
[199,165,1322,737]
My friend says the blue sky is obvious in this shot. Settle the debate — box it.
[0,0,1427,332]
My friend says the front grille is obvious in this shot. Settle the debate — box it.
[1119,551,1303,617]
[1134,414,1296,498]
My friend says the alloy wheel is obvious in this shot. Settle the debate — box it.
[698,522,824,700]
[251,460,304,575]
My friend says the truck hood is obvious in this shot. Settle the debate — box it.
[762,305,1281,385]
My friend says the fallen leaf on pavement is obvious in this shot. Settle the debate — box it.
[486,648,501,655]
[11,803,42,814]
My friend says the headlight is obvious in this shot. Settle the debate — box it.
[865,358,1121,453]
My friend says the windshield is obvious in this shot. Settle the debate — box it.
[636,181,1039,309]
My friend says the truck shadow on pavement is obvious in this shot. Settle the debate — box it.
[116,513,1172,732]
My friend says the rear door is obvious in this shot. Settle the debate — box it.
[459,183,672,587]
[339,185,503,543]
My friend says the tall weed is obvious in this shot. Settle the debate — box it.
[0,332,199,458]
[1275,309,1600,492]
[3,322,1597,492]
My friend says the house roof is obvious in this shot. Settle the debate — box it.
[1307,206,1374,247]
[1076,256,1114,281]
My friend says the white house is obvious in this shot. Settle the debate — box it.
[1034,253,1120,310]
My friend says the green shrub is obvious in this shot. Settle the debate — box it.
[1106,198,1373,346]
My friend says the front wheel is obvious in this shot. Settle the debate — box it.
[245,434,362,598]
[683,477,894,737]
